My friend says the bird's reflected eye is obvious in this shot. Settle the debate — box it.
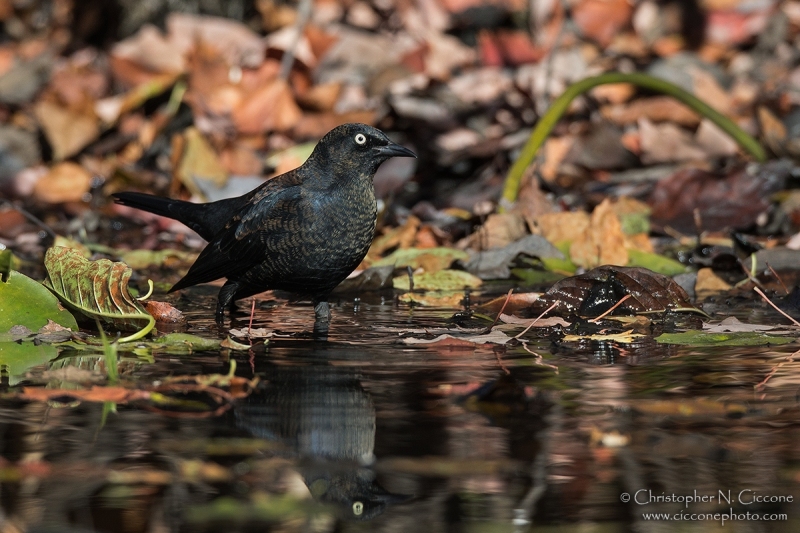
[354,133,367,145]
[352,501,364,516]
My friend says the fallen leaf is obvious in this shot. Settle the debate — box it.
[572,0,633,47]
[32,162,92,204]
[638,117,706,163]
[532,265,697,317]
[465,213,528,250]
[393,269,482,291]
[535,211,590,244]
[695,267,732,300]
[570,199,628,268]
[232,78,302,134]
[402,329,511,346]
[176,127,228,194]
[465,234,564,279]
[34,101,99,160]
[703,317,779,333]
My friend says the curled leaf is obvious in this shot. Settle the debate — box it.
[42,247,155,342]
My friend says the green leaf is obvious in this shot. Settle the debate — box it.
[540,241,577,274]
[372,247,469,271]
[0,248,21,279]
[117,249,196,270]
[0,341,58,385]
[393,269,482,291]
[0,269,78,332]
[511,268,565,285]
[152,333,222,353]
[655,331,796,346]
[626,249,688,276]
[42,247,154,343]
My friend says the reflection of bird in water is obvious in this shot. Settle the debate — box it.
[235,365,410,520]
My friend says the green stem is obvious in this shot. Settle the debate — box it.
[500,72,767,208]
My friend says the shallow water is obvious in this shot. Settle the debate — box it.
[1,292,800,533]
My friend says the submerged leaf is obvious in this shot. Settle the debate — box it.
[42,247,155,342]
[655,331,796,346]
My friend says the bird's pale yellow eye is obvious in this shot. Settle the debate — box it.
[353,501,364,515]
[354,133,367,145]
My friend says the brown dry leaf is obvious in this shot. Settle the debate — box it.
[590,82,636,104]
[689,67,731,115]
[758,106,788,156]
[695,267,732,300]
[695,119,739,158]
[34,101,99,160]
[638,118,706,163]
[601,96,701,127]
[570,199,628,268]
[232,78,302,134]
[572,0,633,47]
[511,168,557,226]
[144,300,186,325]
[415,226,440,248]
[539,135,575,182]
[265,26,318,69]
[296,81,342,111]
[176,127,228,193]
[422,30,477,80]
[466,213,527,250]
[493,30,544,66]
[498,314,570,328]
[476,292,543,315]
[20,386,151,404]
[167,12,266,68]
[32,162,92,204]
[112,25,186,74]
[219,144,264,175]
[625,233,655,254]
[367,215,421,260]
[535,211,590,244]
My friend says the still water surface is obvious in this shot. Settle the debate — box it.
[1,293,799,532]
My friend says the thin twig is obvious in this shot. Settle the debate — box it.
[766,262,789,295]
[754,286,800,327]
[588,294,631,323]
[514,301,559,339]
[484,289,514,333]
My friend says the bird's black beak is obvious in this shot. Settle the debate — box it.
[375,143,416,158]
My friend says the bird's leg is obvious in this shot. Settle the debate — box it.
[312,299,331,339]
[313,300,331,322]
[216,280,241,326]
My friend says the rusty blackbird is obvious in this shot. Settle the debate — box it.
[113,123,416,326]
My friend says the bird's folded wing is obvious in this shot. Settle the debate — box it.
[170,186,303,291]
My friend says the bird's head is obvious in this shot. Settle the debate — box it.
[310,123,416,178]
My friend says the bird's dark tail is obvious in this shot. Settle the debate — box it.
[113,192,217,241]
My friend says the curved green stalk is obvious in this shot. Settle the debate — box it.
[500,72,767,208]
